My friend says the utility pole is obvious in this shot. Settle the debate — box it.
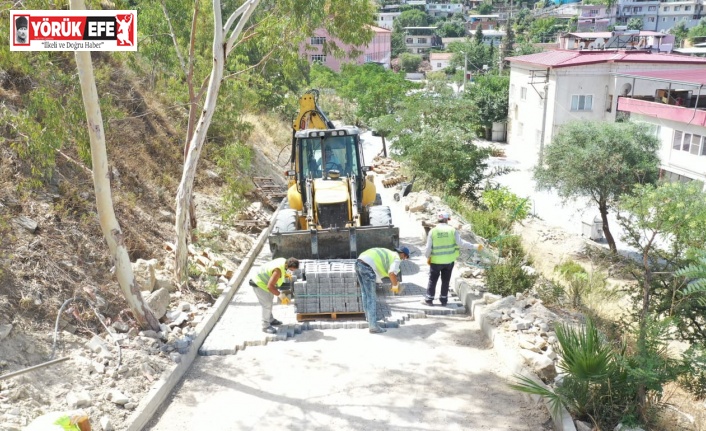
[464,50,468,90]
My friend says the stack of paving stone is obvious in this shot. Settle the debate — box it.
[294,259,361,314]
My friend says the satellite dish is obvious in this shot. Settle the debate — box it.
[621,83,632,96]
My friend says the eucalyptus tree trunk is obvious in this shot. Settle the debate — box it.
[174,0,261,282]
[71,0,159,330]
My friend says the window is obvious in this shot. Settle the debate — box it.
[633,7,642,13]
[683,133,692,152]
[648,6,656,11]
[685,6,691,11]
[417,37,427,44]
[648,17,655,22]
[311,37,326,45]
[673,131,683,150]
[437,62,442,67]
[590,9,599,15]
[406,38,413,44]
[571,95,593,111]
[521,87,527,100]
[311,54,326,63]
[662,17,667,22]
[674,6,681,11]
[664,7,669,12]
[690,134,703,155]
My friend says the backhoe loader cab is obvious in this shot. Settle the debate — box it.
[267,91,399,260]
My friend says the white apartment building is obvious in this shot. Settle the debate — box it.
[506,50,706,154]
[617,0,705,31]
[427,2,465,17]
[615,70,706,189]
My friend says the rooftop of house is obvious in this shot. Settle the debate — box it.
[430,52,454,60]
[508,50,706,68]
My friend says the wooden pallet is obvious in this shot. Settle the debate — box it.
[252,176,287,210]
[296,311,365,322]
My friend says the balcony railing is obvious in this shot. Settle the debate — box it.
[617,97,706,127]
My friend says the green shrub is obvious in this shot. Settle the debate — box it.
[511,317,683,429]
[495,235,524,258]
[481,187,532,222]
[468,209,510,240]
[555,260,586,278]
[554,260,610,309]
[534,277,566,306]
[486,254,538,297]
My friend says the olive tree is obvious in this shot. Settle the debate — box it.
[534,120,660,252]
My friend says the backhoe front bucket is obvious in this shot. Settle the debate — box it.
[268,225,400,260]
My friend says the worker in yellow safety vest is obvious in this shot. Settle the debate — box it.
[249,257,299,334]
[423,211,483,306]
[355,246,410,334]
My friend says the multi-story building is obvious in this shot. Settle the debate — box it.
[377,4,401,30]
[300,26,392,72]
[466,14,501,33]
[427,2,465,18]
[576,3,617,31]
[617,0,705,31]
[403,27,442,58]
[506,50,706,153]
[615,70,706,189]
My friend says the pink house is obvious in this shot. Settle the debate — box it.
[300,25,391,72]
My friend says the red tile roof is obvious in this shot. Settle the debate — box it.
[615,69,706,86]
[507,50,706,68]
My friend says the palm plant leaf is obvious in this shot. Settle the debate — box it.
[555,319,614,380]
[509,374,565,419]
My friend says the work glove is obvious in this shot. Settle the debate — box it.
[278,292,290,305]
[427,258,431,265]
[476,244,484,252]
[391,284,400,295]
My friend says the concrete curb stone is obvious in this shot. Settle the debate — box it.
[125,202,285,431]
[472,301,576,431]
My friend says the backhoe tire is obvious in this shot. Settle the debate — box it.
[368,205,392,226]
[273,209,298,233]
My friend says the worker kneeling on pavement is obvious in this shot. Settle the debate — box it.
[355,246,409,334]
[250,257,299,334]
[423,211,483,306]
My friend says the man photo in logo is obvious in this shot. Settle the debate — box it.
[14,15,29,45]
[10,10,137,52]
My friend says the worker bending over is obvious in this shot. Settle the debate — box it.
[423,211,483,306]
[355,246,410,334]
[250,257,299,334]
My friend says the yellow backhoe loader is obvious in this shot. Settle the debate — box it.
[268,90,399,259]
